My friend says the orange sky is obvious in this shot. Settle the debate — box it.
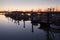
[0,6,60,11]
[0,0,60,11]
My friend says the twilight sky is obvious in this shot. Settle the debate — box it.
[0,0,60,11]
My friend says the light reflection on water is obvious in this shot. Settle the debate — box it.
[0,13,60,40]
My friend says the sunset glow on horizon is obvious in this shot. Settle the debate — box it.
[0,0,60,11]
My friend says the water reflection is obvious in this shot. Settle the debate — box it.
[0,13,60,40]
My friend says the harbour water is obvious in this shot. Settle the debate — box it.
[0,13,60,40]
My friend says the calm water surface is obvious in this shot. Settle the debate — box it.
[0,14,60,40]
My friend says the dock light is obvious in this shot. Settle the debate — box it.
[21,13,24,15]
[27,14,31,16]
[38,13,41,14]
